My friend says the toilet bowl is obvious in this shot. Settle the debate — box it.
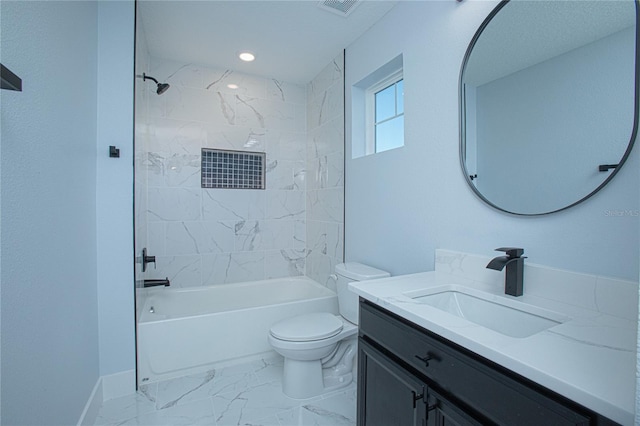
[268,312,358,399]
[268,263,390,399]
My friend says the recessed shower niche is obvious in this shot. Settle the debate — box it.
[201,148,266,190]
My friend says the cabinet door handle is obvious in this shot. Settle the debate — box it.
[415,354,433,367]
[425,393,439,422]
[411,390,424,409]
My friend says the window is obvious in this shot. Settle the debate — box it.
[370,73,404,153]
[351,54,404,158]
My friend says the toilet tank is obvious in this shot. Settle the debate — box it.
[335,262,390,324]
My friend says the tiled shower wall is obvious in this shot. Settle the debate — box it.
[135,52,344,288]
[142,58,308,286]
[305,54,345,289]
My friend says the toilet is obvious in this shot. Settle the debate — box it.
[268,262,390,399]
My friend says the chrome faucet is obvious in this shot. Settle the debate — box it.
[486,247,527,297]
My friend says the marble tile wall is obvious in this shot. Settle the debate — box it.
[135,53,345,289]
[305,53,345,290]
[141,58,309,287]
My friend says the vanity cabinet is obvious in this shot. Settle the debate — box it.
[357,300,616,426]
[359,338,482,426]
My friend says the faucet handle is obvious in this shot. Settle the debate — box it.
[495,247,524,258]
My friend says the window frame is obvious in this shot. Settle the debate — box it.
[365,70,404,155]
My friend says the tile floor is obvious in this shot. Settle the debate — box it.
[93,355,357,426]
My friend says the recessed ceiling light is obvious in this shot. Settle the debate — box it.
[227,84,239,89]
[239,51,255,62]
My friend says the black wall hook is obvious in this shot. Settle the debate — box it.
[598,164,618,172]
[109,146,120,158]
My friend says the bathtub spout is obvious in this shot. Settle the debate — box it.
[143,277,170,288]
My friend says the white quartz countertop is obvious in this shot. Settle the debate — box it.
[349,271,637,425]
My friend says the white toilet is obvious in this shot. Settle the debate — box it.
[268,262,390,399]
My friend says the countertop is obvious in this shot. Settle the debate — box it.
[349,271,636,425]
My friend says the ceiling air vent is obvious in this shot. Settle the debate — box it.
[317,0,361,17]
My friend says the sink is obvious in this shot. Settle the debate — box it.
[406,287,568,338]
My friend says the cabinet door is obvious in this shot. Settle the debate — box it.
[358,338,427,426]
[426,388,484,426]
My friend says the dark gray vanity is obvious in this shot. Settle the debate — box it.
[357,299,617,425]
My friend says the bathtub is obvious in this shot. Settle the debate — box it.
[137,276,338,383]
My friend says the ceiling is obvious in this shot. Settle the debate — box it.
[464,0,636,86]
[137,0,398,85]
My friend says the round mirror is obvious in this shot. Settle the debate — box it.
[460,0,638,215]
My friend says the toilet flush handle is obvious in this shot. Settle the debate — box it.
[329,274,338,281]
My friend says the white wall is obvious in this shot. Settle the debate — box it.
[95,0,136,378]
[345,0,639,282]
[0,1,100,424]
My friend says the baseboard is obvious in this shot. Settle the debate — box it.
[76,369,136,426]
[77,377,103,426]
[102,369,136,401]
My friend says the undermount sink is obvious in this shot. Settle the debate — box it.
[406,287,569,338]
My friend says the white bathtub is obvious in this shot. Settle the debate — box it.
[137,277,339,383]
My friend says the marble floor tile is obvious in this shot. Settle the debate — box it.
[299,386,357,425]
[131,399,216,426]
[155,368,259,410]
[252,355,285,384]
[212,380,300,425]
[276,385,356,426]
[94,385,157,426]
[93,356,356,426]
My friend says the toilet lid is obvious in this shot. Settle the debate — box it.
[270,313,343,342]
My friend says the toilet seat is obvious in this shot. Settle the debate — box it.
[270,313,343,342]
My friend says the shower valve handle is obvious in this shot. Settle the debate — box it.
[141,248,156,272]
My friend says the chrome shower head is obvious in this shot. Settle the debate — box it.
[141,73,170,95]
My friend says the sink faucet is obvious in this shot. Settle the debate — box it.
[486,247,527,297]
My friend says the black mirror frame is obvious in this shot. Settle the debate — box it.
[458,0,639,216]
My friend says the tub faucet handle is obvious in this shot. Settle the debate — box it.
[141,248,156,272]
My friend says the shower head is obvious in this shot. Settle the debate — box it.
[141,73,170,95]
[156,82,170,95]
